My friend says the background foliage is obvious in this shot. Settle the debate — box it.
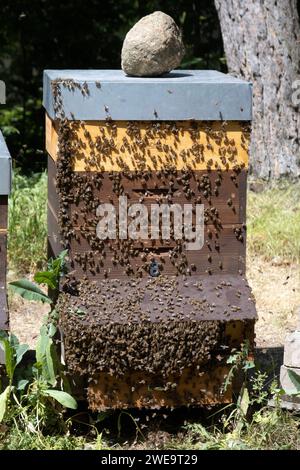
[0,0,225,172]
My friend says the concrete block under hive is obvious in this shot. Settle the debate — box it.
[0,132,12,363]
[43,70,256,408]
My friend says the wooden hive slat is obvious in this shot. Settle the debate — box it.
[48,156,247,226]
[0,197,8,331]
[46,115,249,172]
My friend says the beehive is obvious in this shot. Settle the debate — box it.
[0,132,12,344]
[43,70,256,409]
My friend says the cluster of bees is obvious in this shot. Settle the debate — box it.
[58,277,221,379]
[58,274,255,381]
[87,364,228,409]
[51,79,249,279]
[51,79,252,388]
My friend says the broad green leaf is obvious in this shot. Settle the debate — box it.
[239,387,250,416]
[56,250,68,269]
[58,249,68,262]
[0,386,10,422]
[95,411,111,424]
[9,334,20,348]
[48,323,57,338]
[243,360,255,370]
[48,337,61,375]
[17,379,29,391]
[48,250,68,279]
[227,355,238,364]
[36,326,53,384]
[36,326,58,386]
[34,271,57,290]
[282,389,300,396]
[37,250,69,291]
[43,390,77,409]
[16,343,29,366]
[51,258,61,272]
[0,337,15,383]
[9,279,51,304]
[0,330,7,340]
[46,341,56,387]
[287,369,300,393]
[50,310,59,321]
[36,325,49,364]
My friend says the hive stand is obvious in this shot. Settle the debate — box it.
[43,70,257,409]
[0,131,12,363]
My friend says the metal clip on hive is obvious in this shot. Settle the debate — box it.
[43,70,256,409]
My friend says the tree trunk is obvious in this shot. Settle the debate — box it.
[214,0,300,179]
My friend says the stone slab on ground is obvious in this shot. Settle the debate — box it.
[280,364,300,394]
[283,331,300,368]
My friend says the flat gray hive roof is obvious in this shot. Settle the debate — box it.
[43,69,252,121]
[0,131,12,195]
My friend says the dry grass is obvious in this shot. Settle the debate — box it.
[247,256,300,347]
[247,179,300,264]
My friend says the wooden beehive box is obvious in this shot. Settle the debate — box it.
[0,131,12,341]
[43,70,256,409]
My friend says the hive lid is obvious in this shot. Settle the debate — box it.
[0,131,12,195]
[43,69,252,121]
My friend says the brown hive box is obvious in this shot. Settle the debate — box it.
[43,70,256,409]
[0,131,12,361]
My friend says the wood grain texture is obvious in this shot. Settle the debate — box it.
[48,204,245,278]
[88,365,233,409]
[0,196,8,230]
[86,318,255,409]
[60,275,256,323]
[48,203,63,257]
[46,114,249,172]
[0,233,8,330]
[48,156,247,226]
[47,150,247,279]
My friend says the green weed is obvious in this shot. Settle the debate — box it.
[1,252,76,435]
[8,171,47,274]
[0,427,85,450]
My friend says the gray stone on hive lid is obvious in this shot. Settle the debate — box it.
[121,11,185,77]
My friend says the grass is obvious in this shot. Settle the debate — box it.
[166,409,300,450]
[1,405,299,450]
[8,171,47,274]
[247,179,300,264]
[0,429,86,450]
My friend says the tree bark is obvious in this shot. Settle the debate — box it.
[214,0,300,179]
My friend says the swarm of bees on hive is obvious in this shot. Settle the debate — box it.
[50,79,254,407]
